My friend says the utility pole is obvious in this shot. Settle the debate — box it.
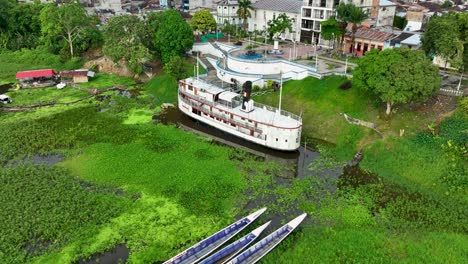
[345,55,348,75]
[279,71,283,112]
[457,67,464,91]
[315,44,318,71]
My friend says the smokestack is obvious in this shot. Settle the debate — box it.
[242,81,252,110]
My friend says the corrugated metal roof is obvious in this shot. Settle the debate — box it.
[252,0,302,14]
[16,69,56,79]
[401,34,421,46]
[346,27,396,42]
[60,70,88,77]
[379,0,395,7]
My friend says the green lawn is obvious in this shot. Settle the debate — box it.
[254,76,375,144]
[77,73,136,90]
[0,48,82,85]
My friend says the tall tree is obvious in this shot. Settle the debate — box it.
[103,15,150,74]
[154,9,193,64]
[320,16,341,49]
[237,0,254,30]
[422,13,467,70]
[190,9,216,34]
[353,48,440,115]
[422,14,464,67]
[40,3,94,57]
[347,5,368,53]
[0,0,44,50]
[267,13,294,40]
[336,3,352,50]
[336,3,368,53]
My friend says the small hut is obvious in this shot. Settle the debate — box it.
[16,69,58,88]
[60,69,94,83]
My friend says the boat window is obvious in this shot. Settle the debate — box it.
[276,138,278,142]
[188,85,193,91]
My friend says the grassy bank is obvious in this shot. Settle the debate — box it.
[1,49,466,264]
[0,48,82,85]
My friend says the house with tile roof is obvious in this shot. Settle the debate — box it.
[247,0,302,41]
[343,26,396,56]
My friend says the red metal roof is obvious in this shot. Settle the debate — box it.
[16,69,56,79]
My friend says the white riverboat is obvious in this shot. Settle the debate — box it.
[178,78,302,151]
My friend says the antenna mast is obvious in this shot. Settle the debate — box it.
[279,71,283,113]
[196,52,199,81]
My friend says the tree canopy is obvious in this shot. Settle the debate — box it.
[0,0,43,49]
[40,3,98,58]
[336,3,368,51]
[353,48,441,115]
[154,9,193,64]
[190,10,216,33]
[422,13,467,69]
[320,16,341,48]
[102,15,150,74]
[237,0,254,30]
[267,13,294,40]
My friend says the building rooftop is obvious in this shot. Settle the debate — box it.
[346,27,396,42]
[216,0,238,6]
[379,0,396,7]
[252,0,302,14]
[401,33,421,46]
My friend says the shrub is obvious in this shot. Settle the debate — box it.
[339,80,352,90]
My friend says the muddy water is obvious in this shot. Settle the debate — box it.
[154,107,329,180]
[0,83,12,94]
[78,244,129,264]
[154,107,343,234]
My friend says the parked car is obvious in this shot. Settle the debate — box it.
[0,94,12,104]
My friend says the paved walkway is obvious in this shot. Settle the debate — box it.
[216,39,355,76]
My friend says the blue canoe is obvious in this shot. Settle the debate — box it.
[199,221,271,264]
[226,213,307,264]
[164,207,267,264]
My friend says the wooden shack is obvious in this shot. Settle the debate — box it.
[60,69,92,83]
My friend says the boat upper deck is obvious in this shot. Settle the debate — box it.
[179,78,302,129]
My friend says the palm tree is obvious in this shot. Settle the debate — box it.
[347,6,368,54]
[237,0,254,30]
[336,3,368,53]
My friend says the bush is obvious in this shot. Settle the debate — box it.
[164,56,187,80]
[438,113,468,145]
[339,80,352,90]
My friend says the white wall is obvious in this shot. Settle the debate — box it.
[377,6,396,27]
[248,9,301,42]
[227,55,312,76]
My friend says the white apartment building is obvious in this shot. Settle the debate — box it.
[215,0,241,25]
[248,0,302,41]
[300,0,395,46]
[300,0,341,44]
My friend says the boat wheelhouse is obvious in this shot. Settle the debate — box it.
[178,77,302,151]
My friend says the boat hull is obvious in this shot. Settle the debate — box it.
[178,99,300,151]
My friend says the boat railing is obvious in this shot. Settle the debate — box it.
[252,101,302,122]
[180,95,263,134]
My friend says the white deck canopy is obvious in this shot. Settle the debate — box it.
[218,91,239,102]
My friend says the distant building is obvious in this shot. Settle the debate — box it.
[300,0,396,46]
[300,0,340,44]
[389,32,421,49]
[248,0,302,41]
[404,5,425,31]
[343,26,396,56]
[215,0,241,25]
